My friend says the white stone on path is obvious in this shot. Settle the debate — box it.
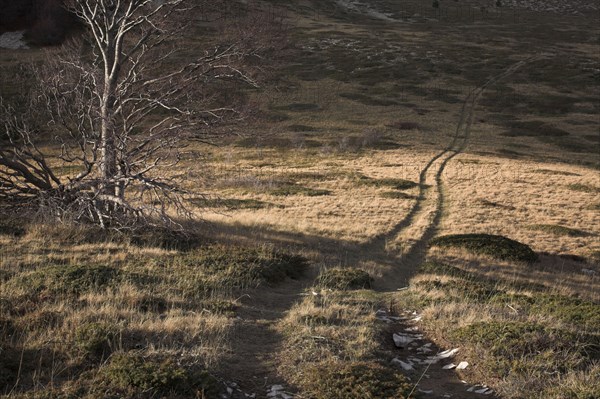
[391,358,414,371]
[456,361,469,370]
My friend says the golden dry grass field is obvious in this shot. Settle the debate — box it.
[0,0,599,398]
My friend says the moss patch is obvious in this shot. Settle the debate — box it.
[301,361,412,399]
[98,353,217,397]
[533,169,580,177]
[190,197,276,210]
[380,191,417,200]
[75,322,117,358]
[10,265,120,297]
[430,234,538,263]
[359,177,419,190]
[527,224,590,237]
[568,183,600,193]
[268,184,331,197]
[317,268,373,290]
[174,245,308,290]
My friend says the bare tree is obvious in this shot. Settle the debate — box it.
[0,0,284,228]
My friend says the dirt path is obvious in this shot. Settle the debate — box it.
[363,55,546,398]
[371,54,544,290]
[217,56,544,398]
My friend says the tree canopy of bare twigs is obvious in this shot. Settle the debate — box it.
[0,0,285,229]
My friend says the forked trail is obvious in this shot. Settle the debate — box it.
[220,56,545,398]
[371,54,545,289]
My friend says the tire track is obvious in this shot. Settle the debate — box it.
[370,55,544,286]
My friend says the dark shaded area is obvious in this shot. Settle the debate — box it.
[0,0,78,45]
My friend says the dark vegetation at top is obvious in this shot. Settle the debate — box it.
[0,0,78,45]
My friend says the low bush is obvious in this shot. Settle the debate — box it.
[527,224,590,237]
[567,183,600,193]
[0,221,26,237]
[175,245,308,290]
[268,184,331,197]
[380,191,417,200]
[430,234,538,263]
[451,321,597,377]
[300,361,413,399]
[358,177,418,190]
[10,264,120,297]
[98,352,217,397]
[317,268,373,290]
[75,322,117,358]
[130,228,203,251]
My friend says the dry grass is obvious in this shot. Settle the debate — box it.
[0,223,306,397]
[188,147,433,243]
[276,280,416,398]
[440,155,600,258]
[2,0,599,397]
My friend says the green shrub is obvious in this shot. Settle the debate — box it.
[415,278,507,303]
[380,191,417,200]
[533,169,580,176]
[176,245,308,290]
[568,183,600,193]
[301,361,412,399]
[99,353,217,396]
[11,265,120,296]
[190,197,275,210]
[130,228,203,251]
[528,295,600,332]
[430,234,538,263]
[0,222,26,237]
[200,300,237,316]
[527,224,589,237]
[451,322,597,376]
[268,184,331,197]
[361,178,418,190]
[75,322,116,357]
[317,268,373,290]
